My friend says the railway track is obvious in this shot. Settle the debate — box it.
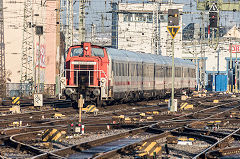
[28,97,240,158]
[0,94,239,158]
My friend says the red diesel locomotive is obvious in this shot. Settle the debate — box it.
[64,42,196,106]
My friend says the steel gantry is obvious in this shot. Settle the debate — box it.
[0,0,6,97]
[65,0,73,51]
[79,0,86,44]
[197,0,240,11]
[21,0,34,91]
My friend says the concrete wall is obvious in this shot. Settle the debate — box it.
[4,0,24,83]
[45,1,57,84]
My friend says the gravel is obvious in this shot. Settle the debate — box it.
[0,146,33,159]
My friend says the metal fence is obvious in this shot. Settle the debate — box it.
[6,83,56,97]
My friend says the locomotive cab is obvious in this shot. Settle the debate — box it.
[64,42,109,106]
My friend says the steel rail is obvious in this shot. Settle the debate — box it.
[193,128,240,159]
[92,100,240,159]
[5,97,240,158]
[207,146,240,158]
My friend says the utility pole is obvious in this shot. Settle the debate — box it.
[200,12,205,90]
[21,0,34,95]
[235,50,238,93]
[167,9,180,112]
[56,0,61,96]
[230,42,233,92]
[152,2,160,55]
[0,0,6,98]
[79,0,85,43]
[65,0,73,51]
[35,26,43,93]
[171,38,175,110]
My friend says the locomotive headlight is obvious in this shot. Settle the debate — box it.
[85,46,88,51]
[101,78,106,83]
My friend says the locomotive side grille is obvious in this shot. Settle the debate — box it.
[74,64,94,86]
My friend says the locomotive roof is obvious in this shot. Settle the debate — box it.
[106,48,195,67]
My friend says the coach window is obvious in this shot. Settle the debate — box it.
[114,63,117,76]
[92,48,104,57]
[119,63,121,76]
[116,63,119,76]
[140,64,143,76]
[127,63,129,76]
[112,62,115,75]
[136,64,139,76]
[125,63,128,76]
[135,64,137,76]
[166,67,169,77]
[160,67,164,77]
[121,63,124,76]
[169,67,172,77]
[70,48,83,57]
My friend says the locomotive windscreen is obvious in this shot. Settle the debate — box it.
[73,64,94,86]
[71,48,83,57]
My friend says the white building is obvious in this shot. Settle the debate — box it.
[183,26,240,91]
[112,2,184,58]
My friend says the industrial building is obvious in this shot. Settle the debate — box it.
[112,1,184,58]
[3,0,60,96]
[183,25,240,92]
[0,0,240,98]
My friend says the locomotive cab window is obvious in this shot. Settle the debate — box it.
[92,48,104,57]
[70,48,83,57]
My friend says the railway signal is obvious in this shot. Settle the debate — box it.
[209,11,218,28]
[168,9,179,26]
[209,3,218,28]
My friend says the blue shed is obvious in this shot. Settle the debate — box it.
[215,75,227,92]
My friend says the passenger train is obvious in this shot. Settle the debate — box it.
[64,42,196,106]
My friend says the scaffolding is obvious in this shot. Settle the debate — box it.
[0,0,6,97]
